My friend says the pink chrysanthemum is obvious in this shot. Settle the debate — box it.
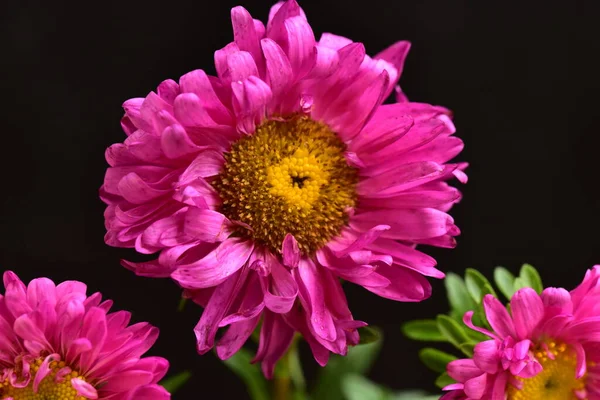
[100,0,466,376]
[442,266,600,400]
[0,271,170,399]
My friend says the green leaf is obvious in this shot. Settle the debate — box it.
[436,315,470,349]
[465,268,497,303]
[418,348,457,373]
[494,266,516,300]
[358,326,382,344]
[341,374,389,400]
[401,319,447,342]
[513,264,543,294]
[435,372,454,389]
[160,370,191,393]
[444,273,476,319]
[223,348,270,400]
[313,328,383,400]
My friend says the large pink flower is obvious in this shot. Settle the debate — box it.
[0,271,170,399]
[443,266,600,400]
[100,0,465,376]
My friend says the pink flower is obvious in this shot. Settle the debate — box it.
[443,266,600,400]
[100,0,465,377]
[0,271,170,399]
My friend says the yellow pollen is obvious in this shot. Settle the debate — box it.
[507,340,587,400]
[0,357,89,400]
[214,116,358,254]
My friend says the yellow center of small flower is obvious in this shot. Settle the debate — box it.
[507,340,587,400]
[0,357,89,400]
[214,116,358,254]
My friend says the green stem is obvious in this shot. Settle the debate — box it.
[273,336,305,400]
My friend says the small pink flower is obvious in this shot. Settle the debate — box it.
[0,271,170,399]
[442,266,600,400]
[101,0,465,377]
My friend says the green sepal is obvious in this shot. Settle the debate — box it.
[434,372,454,389]
[160,370,192,393]
[445,273,477,321]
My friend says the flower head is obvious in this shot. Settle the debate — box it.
[443,266,600,400]
[101,0,465,376]
[0,271,170,399]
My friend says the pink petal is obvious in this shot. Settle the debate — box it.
[351,208,453,241]
[71,378,98,399]
[540,287,573,317]
[160,124,201,159]
[184,208,231,242]
[172,238,254,289]
[447,359,484,383]
[483,294,517,339]
[473,340,500,374]
[179,69,232,125]
[127,384,171,400]
[216,315,261,360]
[231,6,264,75]
[262,256,298,314]
[282,234,300,268]
[261,38,293,102]
[357,161,445,197]
[464,373,487,399]
[511,288,544,340]
[194,269,249,354]
[294,258,336,342]
[231,76,272,134]
[363,264,431,301]
[253,311,295,379]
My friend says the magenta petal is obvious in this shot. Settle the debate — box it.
[194,268,249,354]
[541,287,573,317]
[253,311,295,379]
[511,288,544,340]
[464,373,487,399]
[351,208,453,241]
[294,258,337,342]
[363,264,431,301]
[172,239,254,289]
[573,342,587,378]
[161,124,200,159]
[231,76,272,134]
[261,38,294,101]
[231,6,264,75]
[483,294,517,339]
[71,378,98,399]
[126,384,171,400]
[184,208,231,242]
[282,234,300,268]
[473,340,500,374]
[216,315,261,360]
[447,359,484,383]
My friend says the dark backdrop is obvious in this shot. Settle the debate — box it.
[2,0,600,398]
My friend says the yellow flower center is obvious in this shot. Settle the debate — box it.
[0,357,89,400]
[214,116,358,254]
[507,340,587,400]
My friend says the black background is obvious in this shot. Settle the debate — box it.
[2,0,600,398]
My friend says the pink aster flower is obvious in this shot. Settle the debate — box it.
[100,0,466,377]
[0,271,170,399]
[443,266,600,400]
